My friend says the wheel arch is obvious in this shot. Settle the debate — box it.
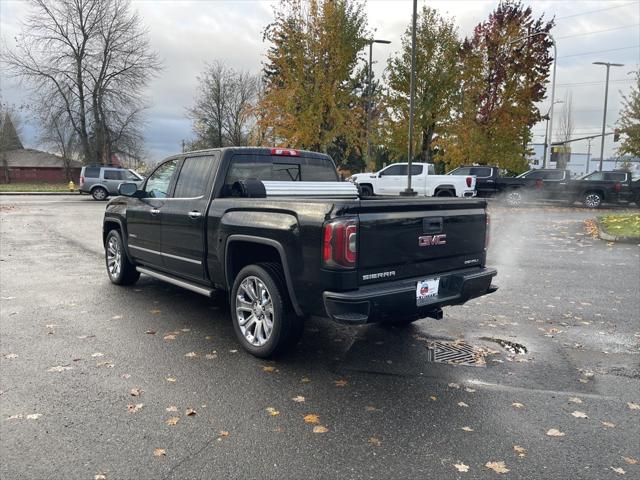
[103,218,134,263]
[225,235,302,316]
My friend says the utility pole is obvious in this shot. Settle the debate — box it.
[586,138,592,174]
[593,62,624,171]
[401,0,418,196]
[542,100,563,167]
[365,38,391,171]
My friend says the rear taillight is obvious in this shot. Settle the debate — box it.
[535,179,543,189]
[485,213,490,250]
[466,176,472,188]
[322,218,357,269]
[614,182,622,192]
[80,175,85,185]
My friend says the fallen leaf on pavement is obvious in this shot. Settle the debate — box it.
[513,445,526,458]
[205,353,217,359]
[571,411,588,419]
[185,408,196,416]
[165,377,176,383]
[166,406,178,412]
[47,366,72,372]
[301,377,311,383]
[313,425,328,433]
[462,426,474,432]
[145,330,156,335]
[448,383,460,389]
[163,334,176,341]
[130,388,143,397]
[4,354,18,359]
[623,457,638,465]
[611,467,626,475]
[485,461,510,474]
[112,315,123,320]
[601,421,616,428]
[465,387,476,393]
[292,396,305,403]
[218,430,229,438]
[91,352,104,357]
[368,437,381,447]
[96,361,114,368]
[25,414,42,420]
[181,328,190,332]
[153,448,166,457]
[95,474,107,480]
[627,402,639,410]
[266,407,280,416]
[127,403,144,413]
[303,414,320,424]
[334,379,348,387]
[546,428,565,437]
[429,395,437,401]
[165,417,179,426]
[568,397,583,404]
[121,374,131,379]
[512,402,524,409]
[458,402,469,408]
[184,352,198,358]
[150,309,161,315]
[262,366,277,373]
[454,463,470,473]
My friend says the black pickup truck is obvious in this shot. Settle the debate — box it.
[566,170,639,208]
[103,147,497,357]
[447,166,571,206]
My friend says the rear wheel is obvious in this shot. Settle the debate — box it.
[105,230,140,285]
[92,186,108,201]
[230,263,303,358]
[582,191,602,209]
[359,185,373,197]
[504,189,523,207]
[435,189,454,197]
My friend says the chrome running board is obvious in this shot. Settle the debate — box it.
[136,266,214,297]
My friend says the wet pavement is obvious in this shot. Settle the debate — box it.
[1,196,639,479]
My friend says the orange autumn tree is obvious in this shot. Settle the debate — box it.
[258,0,368,155]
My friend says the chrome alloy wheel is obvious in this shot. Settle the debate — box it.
[506,190,522,207]
[584,193,601,208]
[235,276,274,347]
[106,236,121,278]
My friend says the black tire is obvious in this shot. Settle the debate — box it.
[230,263,303,358]
[435,189,454,197]
[582,191,603,209]
[105,230,140,285]
[503,189,523,207]
[92,186,109,201]
[360,184,373,197]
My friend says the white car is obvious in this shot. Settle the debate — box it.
[349,163,476,198]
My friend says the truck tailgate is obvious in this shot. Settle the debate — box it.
[356,199,487,285]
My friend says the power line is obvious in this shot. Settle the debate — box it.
[556,23,640,40]
[557,45,639,59]
[556,2,638,20]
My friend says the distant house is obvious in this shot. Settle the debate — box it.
[0,113,81,183]
[0,148,82,183]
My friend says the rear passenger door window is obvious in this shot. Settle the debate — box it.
[174,156,216,198]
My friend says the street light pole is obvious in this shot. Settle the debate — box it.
[506,32,557,168]
[365,38,391,171]
[401,0,418,196]
[593,62,624,171]
[542,100,563,167]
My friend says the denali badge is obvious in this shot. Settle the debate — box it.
[419,234,446,246]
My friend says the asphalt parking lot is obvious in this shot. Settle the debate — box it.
[1,195,639,480]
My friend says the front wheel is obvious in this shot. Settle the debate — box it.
[230,263,303,358]
[359,185,373,197]
[105,230,140,285]
[504,189,523,207]
[582,192,603,209]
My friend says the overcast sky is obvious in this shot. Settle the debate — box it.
[1,0,638,165]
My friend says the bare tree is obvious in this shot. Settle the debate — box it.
[37,107,78,181]
[554,91,574,170]
[187,61,259,149]
[2,0,161,165]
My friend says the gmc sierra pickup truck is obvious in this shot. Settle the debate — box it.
[103,147,497,357]
[566,170,639,208]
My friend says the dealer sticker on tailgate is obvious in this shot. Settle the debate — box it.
[416,278,440,306]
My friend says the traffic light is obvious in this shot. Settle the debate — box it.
[613,128,620,142]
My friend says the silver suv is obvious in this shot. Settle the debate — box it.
[79,165,144,200]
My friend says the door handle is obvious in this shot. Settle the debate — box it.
[188,210,202,219]
[150,208,160,215]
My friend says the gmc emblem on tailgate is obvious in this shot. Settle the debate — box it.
[419,234,447,246]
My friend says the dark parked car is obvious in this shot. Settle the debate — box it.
[102,147,497,357]
[567,170,639,208]
[447,166,571,206]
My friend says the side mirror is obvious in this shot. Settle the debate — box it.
[118,182,139,197]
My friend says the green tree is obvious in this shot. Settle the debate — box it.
[384,6,461,166]
[259,0,368,155]
[441,0,554,173]
[617,71,640,157]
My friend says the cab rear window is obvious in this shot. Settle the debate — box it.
[223,154,338,196]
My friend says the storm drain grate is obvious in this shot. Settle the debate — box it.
[426,341,486,367]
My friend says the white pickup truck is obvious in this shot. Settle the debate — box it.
[349,163,476,198]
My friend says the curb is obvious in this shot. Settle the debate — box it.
[0,192,79,196]
[595,218,640,244]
